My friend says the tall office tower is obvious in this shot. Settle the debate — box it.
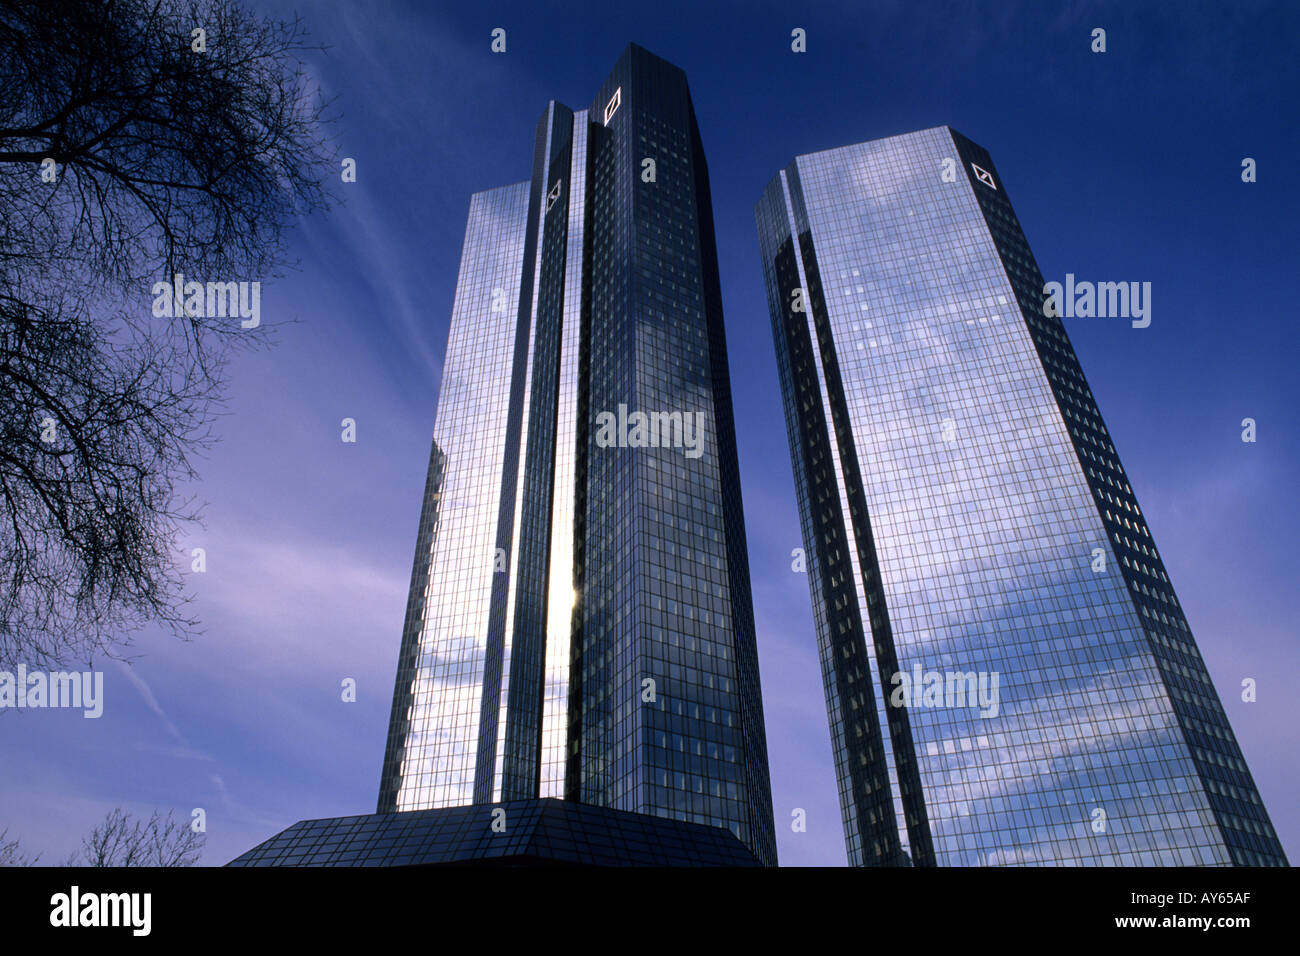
[755,127,1286,867]
[375,44,777,866]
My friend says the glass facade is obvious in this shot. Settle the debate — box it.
[755,127,1287,867]
[229,799,761,868]
[379,44,777,866]
[378,182,529,812]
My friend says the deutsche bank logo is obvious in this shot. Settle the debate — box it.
[546,179,562,212]
[971,163,997,190]
[604,86,621,125]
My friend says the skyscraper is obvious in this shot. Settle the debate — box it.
[755,126,1286,867]
[374,43,777,866]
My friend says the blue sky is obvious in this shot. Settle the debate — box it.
[2,0,1295,867]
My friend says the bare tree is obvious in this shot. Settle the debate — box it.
[0,0,335,668]
[0,827,39,865]
[66,807,205,867]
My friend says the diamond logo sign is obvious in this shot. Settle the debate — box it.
[971,162,997,190]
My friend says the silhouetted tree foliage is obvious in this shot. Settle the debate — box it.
[0,826,39,865]
[67,807,205,866]
[0,0,334,667]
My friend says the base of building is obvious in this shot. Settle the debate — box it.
[227,798,762,867]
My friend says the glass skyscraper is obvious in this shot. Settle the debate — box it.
[755,126,1286,867]
[376,43,777,866]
